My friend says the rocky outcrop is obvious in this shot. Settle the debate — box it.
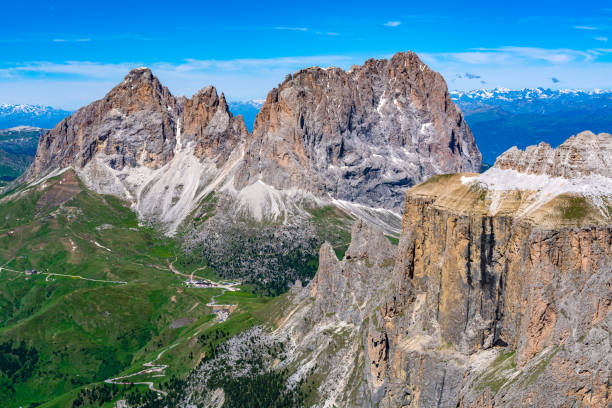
[495,131,612,178]
[181,87,248,166]
[388,172,611,407]
[275,133,611,407]
[29,68,181,177]
[23,68,248,232]
[28,68,248,179]
[235,51,481,211]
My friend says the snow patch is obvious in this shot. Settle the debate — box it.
[461,167,612,215]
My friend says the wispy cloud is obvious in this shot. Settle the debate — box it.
[3,48,612,109]
[425,46,602,65]
[383,21,401,27]
[274,26,308,31]
[0,55,362,107]
[52,38,91,43]
[595,36,609,42]
[574,25,599,30]
[419,46,612,91]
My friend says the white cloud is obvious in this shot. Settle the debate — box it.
[274,26,308,31]
[595,36,609,42]
[423,46,601,66]
[574,25,599,30]
[52,38,91,43]
[383,21,401,27]
[419,46,612,91]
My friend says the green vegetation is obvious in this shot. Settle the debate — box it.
[522,347,559,388]
[385,235,399,245]
[475,350,516,393]
[559,195,590,221]
[0,340,39,396]
[306,205,353,260]
[0,172,264,406]
[0,170,347,407]
[210,369,303,408]
[181,204,353,297]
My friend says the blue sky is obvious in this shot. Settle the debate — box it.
[1,0,612,109]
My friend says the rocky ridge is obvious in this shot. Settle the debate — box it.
[22,52,480,233]
[26,67,248,232]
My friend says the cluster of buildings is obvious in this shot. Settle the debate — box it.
[184,279,213,288]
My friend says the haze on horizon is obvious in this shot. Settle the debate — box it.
[1,0,611,109]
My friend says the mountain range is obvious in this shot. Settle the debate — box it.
[450,88,612,163]
[3,88,611,169]
[0,51,610,408]
[0,104,72,129]
[0,126,45,185]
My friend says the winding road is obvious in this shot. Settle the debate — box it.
[104,343,180,396]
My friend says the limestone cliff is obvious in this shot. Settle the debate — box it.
[276,132,612,407]
[236,51,481,211]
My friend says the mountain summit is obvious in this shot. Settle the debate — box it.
[236,51,481,210]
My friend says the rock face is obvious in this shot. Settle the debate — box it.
[29,67,181,176]
[275,133,611,407]
[494,131,612,179]
[235,51,481,211]
[29,68,247,178]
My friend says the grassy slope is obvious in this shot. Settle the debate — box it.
[0,172,285,407]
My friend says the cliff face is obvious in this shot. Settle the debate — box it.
[30,68,180,176]
[494,130,612,178]
[390,178,611,407]
[235,51,481,211]
[279,133,611,407]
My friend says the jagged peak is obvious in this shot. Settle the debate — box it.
[344,219,394,265]
[494,131,612,179]
[122,67,157,85]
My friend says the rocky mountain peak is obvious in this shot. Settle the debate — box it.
[105,67,176,114]
[181,86,248,164]
[236,50,481,211]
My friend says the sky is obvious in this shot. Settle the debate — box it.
[1,0,612,109]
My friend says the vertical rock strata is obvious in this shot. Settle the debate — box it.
[283,134,612,407]
[390,187,611,407]
[235,51,481,211]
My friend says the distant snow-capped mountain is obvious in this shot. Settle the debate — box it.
[0,104,72,129]
[450,87,612,100]
[450,88,612,114]
[227,100,263,131]
[450,88,612,164]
